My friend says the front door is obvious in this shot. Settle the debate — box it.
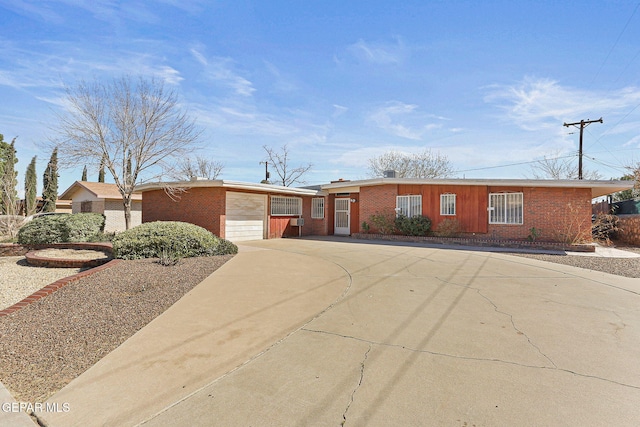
[334,198,350,235]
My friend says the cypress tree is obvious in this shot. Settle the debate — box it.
[42,148,59,213]
[0,135,5,193]
[81,165,87,181]
[25,156,37,216]
[98,155,105,183]
[0,137,18,215]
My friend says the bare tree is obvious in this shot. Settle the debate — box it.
[529,152,601,180]
[263,145,312,187]
[367,149,454,178]
[54,76,202,229]
[170,156,224,180]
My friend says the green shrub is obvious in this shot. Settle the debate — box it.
[394,215,431,236]
[369,209,398,234]
[17,213,105,244]
[433,218,462,237]
[112,221,238,260]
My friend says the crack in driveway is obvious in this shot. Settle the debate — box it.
[341,344,371,426]
[472,287,558,368]
[301,328,640,391]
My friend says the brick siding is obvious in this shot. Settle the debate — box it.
[104,200,141,232]
[358,184,592,243]
[359,184,398,232]
[143,187,226,237]
[143,188,326,240]
[487,187,592,242]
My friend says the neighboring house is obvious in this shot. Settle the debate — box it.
[18,198,72,215]
[59,181,142,232]
[137,178,632,243]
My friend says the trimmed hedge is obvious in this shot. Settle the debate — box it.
[112,221,238,260]
[17,213,106,244]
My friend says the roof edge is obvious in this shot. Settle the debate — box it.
[136,179,320,196]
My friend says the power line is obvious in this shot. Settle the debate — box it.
[453,153,578,174]
[590,1,640,84]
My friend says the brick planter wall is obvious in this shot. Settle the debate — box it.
[0,242,113,257]
[352,233,595,252]
[616,214,640,246]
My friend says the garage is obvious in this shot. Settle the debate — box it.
[225,191,267,241]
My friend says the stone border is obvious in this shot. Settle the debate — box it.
[0,242,113,256]
[351,233,596,252]
[0,242,120,317]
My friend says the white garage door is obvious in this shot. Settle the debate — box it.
[225,192,267,241]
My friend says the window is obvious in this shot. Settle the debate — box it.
[440,194,456,216]
[271,196,301,216]
[489,193,523,224]
[311,198,325,219]
[396,195,422,217]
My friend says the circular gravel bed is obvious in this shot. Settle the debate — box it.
[26,248,112,268]
[0,255,233,403]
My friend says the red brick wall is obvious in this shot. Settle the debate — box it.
[487,187,592,242]
[144,189,326,240]
[358,184,592,243]
[359,185,398,233]
[142,187,226,237]
[308,196,329,237]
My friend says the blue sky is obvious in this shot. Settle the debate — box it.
[1,0,640,197]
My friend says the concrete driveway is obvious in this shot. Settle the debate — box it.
[40,238,640,426]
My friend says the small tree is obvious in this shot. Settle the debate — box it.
[81,165,88,181]
[42,148,59,213]
[611,174,636,201]
[170,156,224,180]
[263,144,312,187]
[0,136,18,215]
[367,149,454,178]
[54,76,202,229]
[24,156,38,216]
[529,152,601,180]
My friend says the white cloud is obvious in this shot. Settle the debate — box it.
[189,47,208,66]
[367,101,445,140]
[195,55,255,97]
[484,77,640,131]
[157,66,184,85]
[263,61,298,94]
[332,104,348,118]
[347,37,407,64]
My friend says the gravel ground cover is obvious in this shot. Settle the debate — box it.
[0,255,233,403]
[513,247,640,278]
[0,257,85,310]
[32,248,111,261]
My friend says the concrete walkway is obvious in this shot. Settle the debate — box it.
[38,238,640,426]
[37,245,350,427]
[0,381,37,426]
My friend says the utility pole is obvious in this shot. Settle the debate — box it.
[563,117,603,179]
[259,161,270,184]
